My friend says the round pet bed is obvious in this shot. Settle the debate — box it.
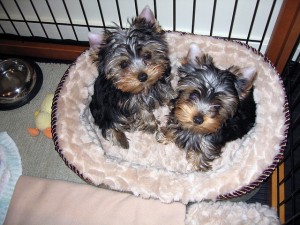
[51,32,289,204]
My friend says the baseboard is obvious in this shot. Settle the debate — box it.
[0,40,88,61]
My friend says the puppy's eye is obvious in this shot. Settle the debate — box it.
[211,105,221,112]
[143,52,152,60]
[120,60,129,69]
[189,91,200,101]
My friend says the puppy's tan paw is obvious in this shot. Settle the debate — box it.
[155,129,169,144]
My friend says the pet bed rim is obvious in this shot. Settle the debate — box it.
[51,32,290,202]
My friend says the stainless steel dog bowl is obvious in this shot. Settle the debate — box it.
[0,58,43,110]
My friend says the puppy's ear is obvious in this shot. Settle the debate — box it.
[185,43,214,68]
[231,66,257,100]
[139,6,155,24]
[186,43,202,65]
[88,32,103,52]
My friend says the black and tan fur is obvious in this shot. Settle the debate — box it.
[157,44,257,171]
[89,6,174,149]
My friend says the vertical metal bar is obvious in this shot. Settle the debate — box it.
[289,50,295,225]
[173,0,176,31]
[153,0,157,19]
[96,0,106,30]
[29,0,48,38]
[14,0,34,36]
[291,90,300,112]
[228,0,239,39]
[246,0,260,44]
[290,58,296,225]
[0,1,20,36]
[0,24,5,34]
[115,0,123,28]
[210,0,217,36]
[45,0,63,40]
[134,0,139,17]
[191,0,197,34]
[62,0,78,41]
[286,81,291,225]
[277,165,280,217]
[79,0,90,31]
[258,0,277,51]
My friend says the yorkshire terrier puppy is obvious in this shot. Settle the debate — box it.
[157,44,257,171]
[89,6,174,149]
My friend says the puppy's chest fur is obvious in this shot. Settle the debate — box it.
[91,72,172,130]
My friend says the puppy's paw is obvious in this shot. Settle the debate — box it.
[186,162,199,172]
[155,127,170,144]
[144,121,158,134]
[186,150,211,172]
[111,129,129,149]
[137,111,158,134]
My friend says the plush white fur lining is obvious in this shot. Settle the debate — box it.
[186,201,280,225]
[52,33,288,204]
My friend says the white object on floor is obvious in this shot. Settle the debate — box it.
[0,132,22,223]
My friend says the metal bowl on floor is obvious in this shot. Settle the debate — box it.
[0,58,43,110]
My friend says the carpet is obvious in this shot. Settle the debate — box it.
[0,132,22,223]
[0,62,84,185]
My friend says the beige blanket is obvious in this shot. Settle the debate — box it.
[4,176,280,224]
[4,176,186,225]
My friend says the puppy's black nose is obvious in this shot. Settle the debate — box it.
[193,115,204,125]
[138,72,148,82]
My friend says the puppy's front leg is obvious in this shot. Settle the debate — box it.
[186,150,212,172]
[135,110,158,134]
[155,126,174,145]
[106,128,129,149]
